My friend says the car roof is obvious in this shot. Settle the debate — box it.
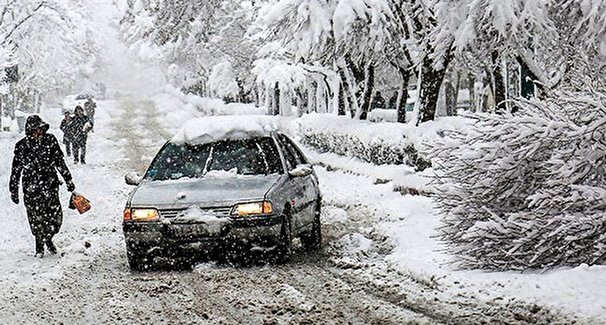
[75,93,93,100]
[170,115,283,146]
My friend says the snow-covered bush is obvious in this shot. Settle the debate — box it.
[428,94,606,270]
[298,114,430,170]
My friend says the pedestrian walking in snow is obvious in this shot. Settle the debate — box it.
[70,106,93,164]
[9,115,76,258]
[83,98,96,132]
[60,111,74,156]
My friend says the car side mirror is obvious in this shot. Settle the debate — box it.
[125,172,142,185]
[288,164,313,178]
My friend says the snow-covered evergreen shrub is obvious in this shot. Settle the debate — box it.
[428,94,606,270]
[299,117,431,170]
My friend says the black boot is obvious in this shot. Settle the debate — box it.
[46,239,57,254]
[35,238,44,258]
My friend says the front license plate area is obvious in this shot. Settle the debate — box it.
[166,223,222,238]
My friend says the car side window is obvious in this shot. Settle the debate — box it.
[279,134,308,165]
[277,135,298,171]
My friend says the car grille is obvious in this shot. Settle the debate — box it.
[159,206,233,218]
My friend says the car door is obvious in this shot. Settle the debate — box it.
[277,134,318,229]
[275,134,307,232]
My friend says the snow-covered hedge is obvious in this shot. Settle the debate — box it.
[298,114,431,170]
[367,109,397,123]
[428,95,606,270]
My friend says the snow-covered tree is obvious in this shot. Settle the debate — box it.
[251,0,338,116]
[209,60,239,102]
[451,0,606,112]
[0,1,97,110]
[253,0,403,119]
[427,86,606,270]
[121,0,260,100]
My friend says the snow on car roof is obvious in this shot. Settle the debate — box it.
[171,115,282,145]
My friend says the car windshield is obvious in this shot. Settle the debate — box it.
[145,137,282,181]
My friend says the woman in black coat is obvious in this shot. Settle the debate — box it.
[9,115,76,257]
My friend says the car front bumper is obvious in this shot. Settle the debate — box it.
[123,214,283,256]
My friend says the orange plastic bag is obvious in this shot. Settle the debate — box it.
[71,193,91,214]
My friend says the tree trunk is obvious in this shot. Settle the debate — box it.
[453,71,460,115]
[345,54,365,85]
[272,82,280,116]
[295,87,306,116]
[296,90,303,117]
[338,66,357,118]
[265,86,274,115]
[418,49,453,124]
[358,63,374,120]
[316,82,326,113]
[397,67,410,123]
[492,51,507,114]
[444,79,456,116]
[468,74,475,112]
[345,54,366,117]
[307,81,317,114]
[337,80,347,116]
[256,84,262,107]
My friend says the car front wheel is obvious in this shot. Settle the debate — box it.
[275,215,292,263]
[301,199,322,250]
[127,248,150,271]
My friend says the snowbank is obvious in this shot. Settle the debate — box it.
[367,109,397,123]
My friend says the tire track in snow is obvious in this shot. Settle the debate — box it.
[110,98,170,174]
[317,171,581,324]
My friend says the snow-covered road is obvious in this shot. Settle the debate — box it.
[0,96,579,324]
[0,0,599,323]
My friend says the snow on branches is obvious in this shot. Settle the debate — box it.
[427,94,606,270]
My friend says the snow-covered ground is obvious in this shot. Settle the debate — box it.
[2,94,603,322]
[0,0,604,323]
[303,133,606,322]
[295,114,606,322]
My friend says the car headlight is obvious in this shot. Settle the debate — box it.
[124,208,159,222]
[231,201,273,217]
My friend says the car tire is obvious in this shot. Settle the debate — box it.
[275,215,292,263]
[127,248,150,271]
[301,199,322,251]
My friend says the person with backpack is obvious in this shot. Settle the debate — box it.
[83,98,96,132]
[70,106,93,164]
[60,111,74,156]
[9,115,76,257]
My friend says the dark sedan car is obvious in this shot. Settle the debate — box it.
[123,118,321,270]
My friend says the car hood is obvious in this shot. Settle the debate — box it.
[129,174,281,209]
